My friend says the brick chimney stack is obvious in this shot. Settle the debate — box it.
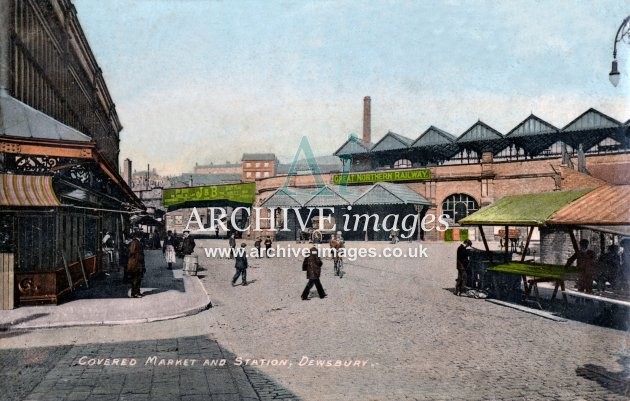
[363,96,371,144]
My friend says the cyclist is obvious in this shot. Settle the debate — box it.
[329,232,345,277]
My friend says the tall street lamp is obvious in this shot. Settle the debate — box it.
[609,15,630,87]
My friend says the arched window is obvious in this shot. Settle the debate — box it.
[442,194,479,224]
[393,159,412,168]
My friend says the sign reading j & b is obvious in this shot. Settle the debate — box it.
[332,169,431,185]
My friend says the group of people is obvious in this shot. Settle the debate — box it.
[564,238,630,294]
[454,237,630,297]
[230,234,272,259]
[117,230,197,298]
[229,233,343,301]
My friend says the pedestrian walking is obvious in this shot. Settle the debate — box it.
[232,243,248,286]
[565,239,596,294]
[228,233,236,259]
[301,246,327,300]
[264,235,272,258]
[455,239,472,296]
[254,236,262,258]
[162,230,177,269]
[127,233,145,298]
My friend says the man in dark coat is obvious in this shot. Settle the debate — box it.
[228,233,237,259]
[455,239,472,296]
[231,243,248,286]
[565,239,596,294]
[264,236,273,258]
[254,237,262,258]
[127,233,145,298]
[301,247,327,300]
[181,230,196,256]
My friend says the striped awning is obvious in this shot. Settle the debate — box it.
[0,174,60,206]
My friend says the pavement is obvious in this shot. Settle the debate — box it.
[0,250,212,330]
[1,240,630,400]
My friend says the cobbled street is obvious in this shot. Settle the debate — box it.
[0,240,629,400]
[198,240,630,400]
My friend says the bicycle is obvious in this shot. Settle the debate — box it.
[333,256,344,278]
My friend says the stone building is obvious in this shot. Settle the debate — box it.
[0,0,141,308]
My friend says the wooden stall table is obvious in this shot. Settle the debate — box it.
[488,262,579,309]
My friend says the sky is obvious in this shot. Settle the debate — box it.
[72,0,630,175]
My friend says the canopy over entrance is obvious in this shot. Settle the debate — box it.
[0,174,60,207]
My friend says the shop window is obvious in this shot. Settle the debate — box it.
[442,194,479,224]
[393,159,412,168]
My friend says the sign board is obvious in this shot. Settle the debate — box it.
[162,183,256,207]
[332,169,431,185]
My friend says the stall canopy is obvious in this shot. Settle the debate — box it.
[545,185,630,226]
[131,214,163,226]
[458,189,593,227]
[0,174,60,207]
[260,182,431,208]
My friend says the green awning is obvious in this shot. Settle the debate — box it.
[459,189,593,226]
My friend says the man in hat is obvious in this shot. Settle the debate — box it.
[264,235,273,258]
[228,233,237,259]
[127,232,145,298]
[232,243,249,286]
[301,247,327,300]
[455,239,472,296]
[254,236,262,258]
[565,238,596,294]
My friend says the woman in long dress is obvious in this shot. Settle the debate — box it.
[162,230,177,269]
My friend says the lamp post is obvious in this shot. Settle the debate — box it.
[609,15,630,87]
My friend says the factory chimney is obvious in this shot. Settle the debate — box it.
[362,96,371,144]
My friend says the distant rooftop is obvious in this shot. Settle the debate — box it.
[169,173,242,187]
[195,161,242,168]
[242,153,277,161]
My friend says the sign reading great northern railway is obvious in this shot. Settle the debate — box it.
[332,169,431,185]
